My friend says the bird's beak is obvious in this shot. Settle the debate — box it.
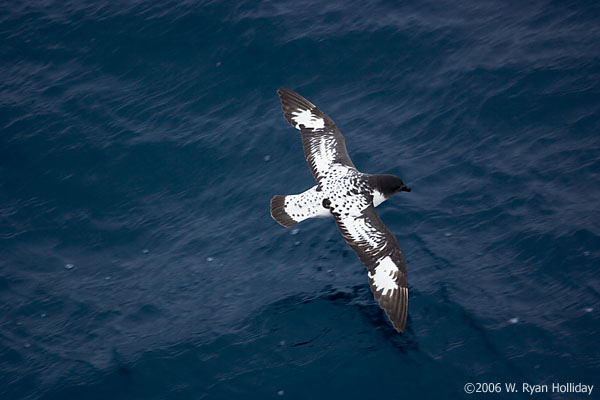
[401,185,411,192]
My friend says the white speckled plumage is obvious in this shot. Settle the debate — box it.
[282,186,330,224]
[270,88,411,333]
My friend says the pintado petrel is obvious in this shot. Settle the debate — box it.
[270,88,412,332]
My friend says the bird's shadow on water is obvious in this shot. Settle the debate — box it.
[229,284,420,356]
[38,287,419,400]
[319,284,418,351]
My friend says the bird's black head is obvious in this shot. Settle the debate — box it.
[391,176,411,194]
[371,174,411,197]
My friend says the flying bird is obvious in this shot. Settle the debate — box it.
[270,88,412,332]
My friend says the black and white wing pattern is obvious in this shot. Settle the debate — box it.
[277,88,355,183]
[334,205,409,332]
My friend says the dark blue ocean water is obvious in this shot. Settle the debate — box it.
[1,1,599,399]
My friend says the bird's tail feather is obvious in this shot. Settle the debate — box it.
[271,186,329,227]
[270,195,298,227]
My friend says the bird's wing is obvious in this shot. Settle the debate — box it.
[334,205,408,332]
[277,88,356,183]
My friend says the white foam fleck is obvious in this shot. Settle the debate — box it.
[509,317,519,324]
[264,154,271,161]
[294,241,301,246]
[277,390,285,396]
[142,249,149,254]
[41,313,47,318]
[65,263,74,270]
[291,228,300,235]
[24,343,31,348]
[206,257,214,262]
[444,232,452,237]
[368,256,398,296]
[583,251,590,256]
[584,307,593,313]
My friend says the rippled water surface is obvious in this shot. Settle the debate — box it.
[1,1,599,399]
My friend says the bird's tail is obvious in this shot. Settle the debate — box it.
[270,186,329,227]
[270,195,298,227]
